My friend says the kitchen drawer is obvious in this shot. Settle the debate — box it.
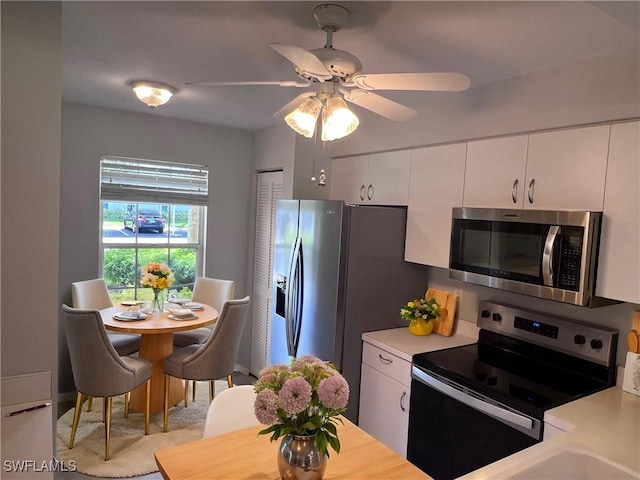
[362,341,411,387]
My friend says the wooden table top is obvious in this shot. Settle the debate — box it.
[154,417,432,480]
[100,304,218,334]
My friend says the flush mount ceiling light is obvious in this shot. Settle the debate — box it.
[130,81,176,109]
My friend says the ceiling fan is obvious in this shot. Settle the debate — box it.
[189,4,471,140]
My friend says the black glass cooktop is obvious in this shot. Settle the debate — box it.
[412,330,613,419]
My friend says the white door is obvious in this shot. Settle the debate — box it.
[250,171,283,376]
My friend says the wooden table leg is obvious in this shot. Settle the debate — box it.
[129,333,184,413]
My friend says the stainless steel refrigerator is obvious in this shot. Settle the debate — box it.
[270,199,429,423]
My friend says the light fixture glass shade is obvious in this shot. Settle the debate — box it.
[321,96,359,141]
[131,81,175,108]
[285,97,322,138]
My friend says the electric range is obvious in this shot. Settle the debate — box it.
[407,301,618,480]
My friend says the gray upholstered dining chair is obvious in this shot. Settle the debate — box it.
[62,304,152,461]
[172,277,235,347]
[71,278,141,412]
[172,277,236,404]
[71,278,141,355]
[162,296,250,433]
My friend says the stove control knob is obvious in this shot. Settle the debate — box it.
[574,334,586,345]
[480,310,491,318]
[492,313,502,322]
[590,339,603,350]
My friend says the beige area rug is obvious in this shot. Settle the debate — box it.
[56,380,229,478]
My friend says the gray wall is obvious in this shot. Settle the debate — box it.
[1,0,62,453]
[58,102,254,394]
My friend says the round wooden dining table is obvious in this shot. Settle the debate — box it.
[101,304,219,413]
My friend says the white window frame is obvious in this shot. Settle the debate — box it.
[99,156,208,299]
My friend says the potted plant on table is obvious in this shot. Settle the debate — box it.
[253,355,350,480]
[401,297,443,336]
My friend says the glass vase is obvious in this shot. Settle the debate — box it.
[151,288,165,313]
[277,434,327,480]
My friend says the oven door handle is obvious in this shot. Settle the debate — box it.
[412,366,534,431]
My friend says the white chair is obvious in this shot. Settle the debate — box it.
[172,277,235,347]
[202,385,259,438]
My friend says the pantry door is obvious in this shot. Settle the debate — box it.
[250,171,283,376]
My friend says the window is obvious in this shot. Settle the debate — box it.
[99,156,208,303]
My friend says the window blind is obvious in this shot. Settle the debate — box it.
[100,157,209,206]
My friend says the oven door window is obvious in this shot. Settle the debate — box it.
[450,219,550,285]
[408,378,539,480]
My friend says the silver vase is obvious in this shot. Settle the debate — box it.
[277,434,327,480]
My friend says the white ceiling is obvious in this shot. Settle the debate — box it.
[62,1,640,132]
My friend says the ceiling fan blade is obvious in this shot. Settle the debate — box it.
[185,80,310,88]
[273,92,315,118]
[270,43,332,81]
[342,90,417,122]
[351,72,471,92]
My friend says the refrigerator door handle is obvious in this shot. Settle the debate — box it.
[292,239,304,357]
[286,236,303,357]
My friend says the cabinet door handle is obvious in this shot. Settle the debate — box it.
[400,390,407,412]
[367,184,374,201]
[378,353,393,364]
[527,178,535,204]
[359,184,366,201]
[512,179,519,204]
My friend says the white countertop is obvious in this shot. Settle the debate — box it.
[460,386,640,479]
[361,321,478,362]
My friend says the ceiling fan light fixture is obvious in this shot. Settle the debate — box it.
[130,81,176,108]
[285,96,322,138]
[321,95,359,141]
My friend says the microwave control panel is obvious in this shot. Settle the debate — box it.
[557,227,583,291]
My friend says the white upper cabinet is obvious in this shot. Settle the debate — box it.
[464,135,529,208]
[524,125,610,211]
[405,143,467,268]
[596,121,640,304]
[463,126,610,211]
[330,154,369,204]
[330,150,411,205]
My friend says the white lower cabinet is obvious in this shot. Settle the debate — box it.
[358,342,411,457]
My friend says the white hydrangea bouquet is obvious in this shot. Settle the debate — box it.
[253,355,350,456]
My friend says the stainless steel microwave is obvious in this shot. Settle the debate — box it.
[449,208,606,306]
